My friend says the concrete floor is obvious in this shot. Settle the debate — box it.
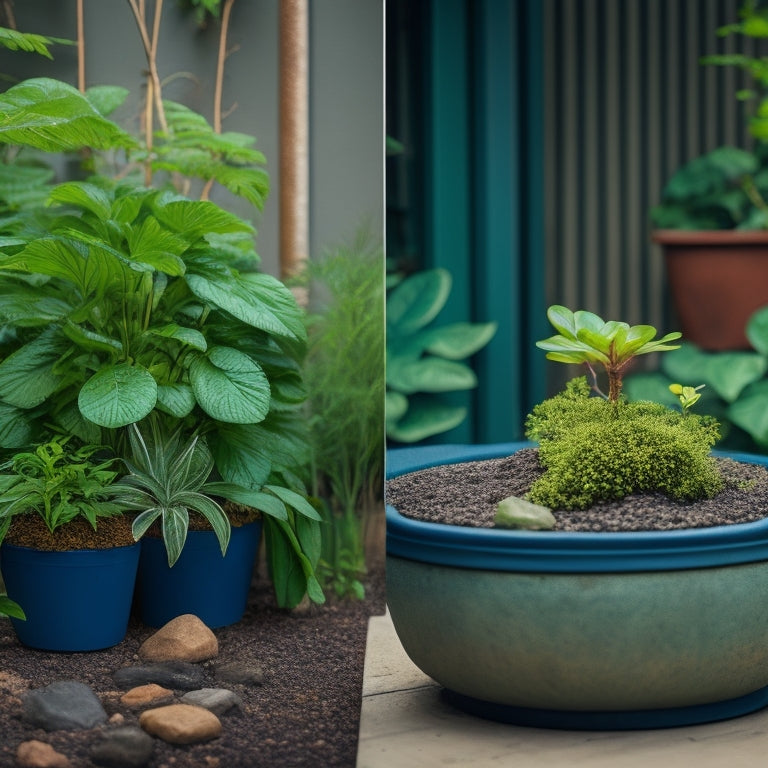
[356,610,768,768]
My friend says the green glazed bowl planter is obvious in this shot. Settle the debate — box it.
[386,442,768,730]
[0,542,140,652]
[136,519,262,629]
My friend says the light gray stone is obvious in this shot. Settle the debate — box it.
[494,496,556,530]
[23,681,108,731]
[181,688,242,715]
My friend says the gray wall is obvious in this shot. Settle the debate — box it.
[0,0,383,277]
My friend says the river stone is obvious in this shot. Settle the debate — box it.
[181,688,242,715]
[139,704,222,745]
[120,684,174,708]
[90,725,155,768]
[138,614,218,663]
[214,660,265,686]
[23,681,108,731]
[16,740,71,768]
[113,661,205,691]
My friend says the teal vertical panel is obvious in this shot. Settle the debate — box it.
[522,0,549,415]
[472,0,519,442]
[423,0,474,442]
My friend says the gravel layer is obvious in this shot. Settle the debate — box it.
[386,448,768,532]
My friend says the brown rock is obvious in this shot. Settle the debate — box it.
[138,614,218,663]
[139,704,222,745]
[16,740,71,768]
[120,683,174,708]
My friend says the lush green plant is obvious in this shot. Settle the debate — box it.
[529,306,722,510]
[0,10,322,609]
[651,2,768,230]
[625,305,768,453]
[535,305,682,402]
[112,418,323,598]
[386,268,497,443]
[649,145,768,230]
[298,232,384,599]
[0,435,127,542]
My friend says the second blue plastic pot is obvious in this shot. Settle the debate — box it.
[136,520,262,628]
[0,542,140,651]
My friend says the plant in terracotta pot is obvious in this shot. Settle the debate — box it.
[651,2,768,351]
[386,305,768,730]
[0,434,141,651]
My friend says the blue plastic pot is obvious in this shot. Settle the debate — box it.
[136,520,262,629]
[387,442,768,730]
[0,542,140,651]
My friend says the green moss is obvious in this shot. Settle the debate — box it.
[525,377,723,510]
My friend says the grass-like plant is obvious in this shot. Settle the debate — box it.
[299,231,384,599]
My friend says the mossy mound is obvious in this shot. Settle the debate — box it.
[525,378,723,510]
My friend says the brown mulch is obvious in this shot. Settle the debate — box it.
[0,560,386,768]
[386,447,768,531]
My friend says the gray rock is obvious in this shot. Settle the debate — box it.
[215,660,265,686]
[90,725,155,768]
[113,661,205,691]
[23,681,108,731]
[181,688,242,715]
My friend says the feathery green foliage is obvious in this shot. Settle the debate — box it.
[0,28,72,60]
[525,377,723,510]
[299,231,384,599]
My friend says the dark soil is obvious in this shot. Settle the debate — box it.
[0,559,386,768]
[386,447,768,531]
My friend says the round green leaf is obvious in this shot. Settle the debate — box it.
[189,346,270,424]
[386,269,451,334]
[78,363,157,428]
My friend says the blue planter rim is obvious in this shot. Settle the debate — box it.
[386,442,768,573]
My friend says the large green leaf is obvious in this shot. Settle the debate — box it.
[145,323,207,352]
[747,306,768,355]
[152,197,255,240]
[189,346,270,424]
[386,399,467,443]
[85,85,129,117]
[208,422,274,488]
[155,384,196,418]
[0,332,63,408]
[0,78,136,151]
[125,216,188,275]
[703,352,767,402]
[187,272,305,341]
[78,362,157,427]
[424,321,498,360]
[387,268,451,335]
[386,357,478,394]
[263,485,322,521]
[0,287,71,326]
[48,182,113,221]
[728,380,768,444]
[0,237,112,296]
[0,403,33,449]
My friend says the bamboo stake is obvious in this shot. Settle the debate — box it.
[278,0,309,297]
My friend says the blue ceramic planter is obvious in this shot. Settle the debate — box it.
[387,442,768,730]
[136,520,262,629]
[0,542,140,651]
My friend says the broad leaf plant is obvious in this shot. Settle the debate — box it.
[0,35,321,607]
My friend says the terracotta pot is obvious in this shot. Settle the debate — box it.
[387,442,768,729]
[652,229,768,350]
